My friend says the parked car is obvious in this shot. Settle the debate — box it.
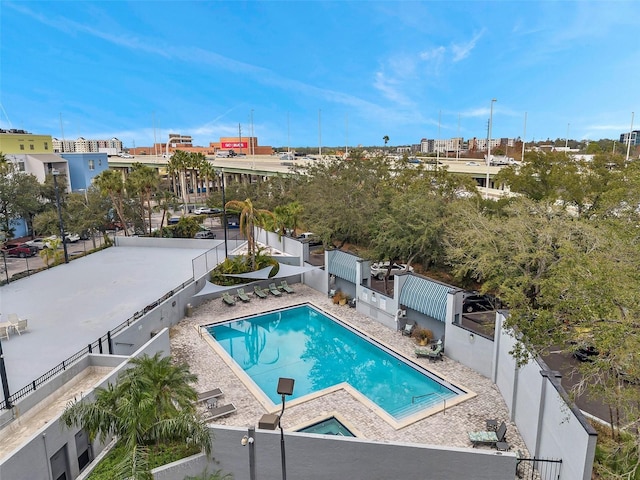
[297,232,322,246]
[370,262,414,280]
[193,207,213,215]
[167,216,181,225]
[26,235,57,250]
[63,232,80,243]
[194,230,216,239]
[462,293,500,313]
[2,242,38,258]
[572,345,599,362]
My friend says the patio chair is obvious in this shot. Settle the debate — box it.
[415,340,443,360]
[222,292,236,306]
[236,288,251,303]
[202,403,237,422]
[268,283,282,296]
[279,280,294,294]
[401,322,415,336]
[0,326,9,341]
[7,313,20,324]
[254,285,268,299]
[468,421,507,448]
[197,387,224,403]
[14,319,28,335]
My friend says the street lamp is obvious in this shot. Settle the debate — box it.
[52,169,69,263]
[0,335,11,409]
[216,169,228,258]
[277,377,295,480]
[486,99,497,199]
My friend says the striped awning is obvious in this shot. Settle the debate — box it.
[328,250,358,283]
[399,275,452,322]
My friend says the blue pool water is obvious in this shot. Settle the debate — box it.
[209,304,462,419]
[297,417,355,437]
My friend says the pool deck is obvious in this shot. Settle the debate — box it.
[172,284,529,453]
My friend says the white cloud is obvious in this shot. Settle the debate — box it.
[419,46,446,61]
[451,30,484,62]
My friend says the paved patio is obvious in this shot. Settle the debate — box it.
[171,284,530,454]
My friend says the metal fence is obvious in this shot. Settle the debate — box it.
[517,455,562,479]
[0,279,192,410]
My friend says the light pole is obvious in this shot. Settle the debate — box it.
[277,377,295,480]
[217,169,228,258]
[0,335,11,409]
[52,169,69,263]
[486,99,497,199]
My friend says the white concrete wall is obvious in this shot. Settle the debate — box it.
[0,330,171,480]
[153,425,517,480]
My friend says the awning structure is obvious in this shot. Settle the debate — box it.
[272,263,320,278]
[327,250,358,283]
[221,266,274,280]
[398,275,453,323]
[193,281,238,297]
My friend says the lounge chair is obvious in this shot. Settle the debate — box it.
[415,340,443,361]
[236,288,251,303]
[468,421,507,448]
[202,402,237,422]
[279,280,294,294]
[254,285,268,299]
[268,283,282,296]
[197,388,224,403]
[222,292,236,306]
[0,326,9,341]
[14,319,28,335]
[401,322,415,336]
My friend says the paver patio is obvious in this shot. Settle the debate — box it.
[171,284,529,454]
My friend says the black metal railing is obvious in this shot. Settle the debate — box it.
[0,279,192,410]
[517,455,562,479]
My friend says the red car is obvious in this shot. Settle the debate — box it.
[2,243,38,258]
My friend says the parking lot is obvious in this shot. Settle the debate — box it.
[0,235,114,283]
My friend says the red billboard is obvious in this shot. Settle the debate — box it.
[221,141,248,149]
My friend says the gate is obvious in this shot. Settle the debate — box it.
[517,455,562,479]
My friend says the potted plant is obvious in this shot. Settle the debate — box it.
[412,327,433,346]
[332,290,346,305]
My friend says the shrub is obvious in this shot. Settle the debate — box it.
[412,327,433,344]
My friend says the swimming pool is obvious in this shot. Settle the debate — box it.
[209,304,464,420]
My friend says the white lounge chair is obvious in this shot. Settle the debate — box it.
[14,319,28,335]
[0,326,9,341]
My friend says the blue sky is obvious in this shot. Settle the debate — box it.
[1,1,638,149]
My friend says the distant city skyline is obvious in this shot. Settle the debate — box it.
[1,1,637,149]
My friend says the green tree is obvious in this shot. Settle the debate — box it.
[383,135,389,146]
[126,163,161,235]
[0,156,44,239]
[61,353,212,480]
[94,169,129,236]
[224,198,275,269]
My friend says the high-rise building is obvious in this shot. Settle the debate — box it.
[620,130,639,146]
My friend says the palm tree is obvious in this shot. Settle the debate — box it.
[93,169,130,236]
[126,163,160,235]
[383,135,389,147]
[224,198,275,269]
[61,353,212,480]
